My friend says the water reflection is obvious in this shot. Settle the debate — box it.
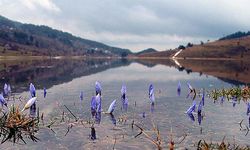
[109,113,116,126]
[0,58,131,93]
[142,112,146,118]
[95,112,101,124]
[187,113,195,122]
[44,87,47,98]
[90,126,96,140]
[0,58,250,95]
[198,113,202,125]
[0,58,249,149]
[122,102,128,112]
[29,103,37,118]
[174,59,250,85]
[150,103,155,113]
[177,81,181,96]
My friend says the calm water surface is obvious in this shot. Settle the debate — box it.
[0,58,249,149]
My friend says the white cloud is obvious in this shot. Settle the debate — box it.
[20,0,60,13]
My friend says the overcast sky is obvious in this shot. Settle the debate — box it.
[0,0,250,52]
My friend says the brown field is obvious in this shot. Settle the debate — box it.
[177,36,250,59]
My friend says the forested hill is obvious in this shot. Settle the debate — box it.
[0,15,131,56]
[219,31,250,40]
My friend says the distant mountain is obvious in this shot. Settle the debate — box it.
[136,49,177,58]
[136,48,158,55]
[0,15,132,56]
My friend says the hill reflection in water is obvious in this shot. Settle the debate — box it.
[0,58,249,94]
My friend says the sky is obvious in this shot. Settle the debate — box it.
[0,0,250,52]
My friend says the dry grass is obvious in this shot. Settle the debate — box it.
[0,105,39,144]
[197,138,250,150]
[133,123,162,150]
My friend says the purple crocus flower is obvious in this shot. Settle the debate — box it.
[28,84,36,116]
[124,97,128,105]
[142,112,146,118]
[80,91,83,101]
[247,102,250,116]
[198,100,202,114]
[187,83,194,91]
[187,113,195,122]
[29,83,36,97]
[249,116,250,128]
[95,94,101,113]
[95,112,101,124]
[177,81,181,96]
[29,103,36,118]
[90,126,96,140]
[123,103,128,112]
[29,99,36,115]
[95,81,102,96]
[4,83,8,96]
[186,83,196,100]
[91,96,97,116]
[121,85,128,111]
[150,103,155,113]
[7,84,11,95]
[107,100,116,114]
[121,85,126,96]
[232,96,237,107]
[220,96,224,105]
[121,85,127,103]
[186,101,196,114]
[186,92,191,99]
[0,94,7,107]
[198,112,202,125]
[201,90,205,106]
[149,84,155,104]
[44,87,47,98]
[3,83,11,96]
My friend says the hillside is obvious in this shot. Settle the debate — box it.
[134,31,250,59]
[136,49,177,58]
[177,35,250,59]
[0,15,131,56]
[1,15,249,59]
[219,31,250,40]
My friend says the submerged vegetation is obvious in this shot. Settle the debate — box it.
[209,86,250,101]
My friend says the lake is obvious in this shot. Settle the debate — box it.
[0,58,249,149]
